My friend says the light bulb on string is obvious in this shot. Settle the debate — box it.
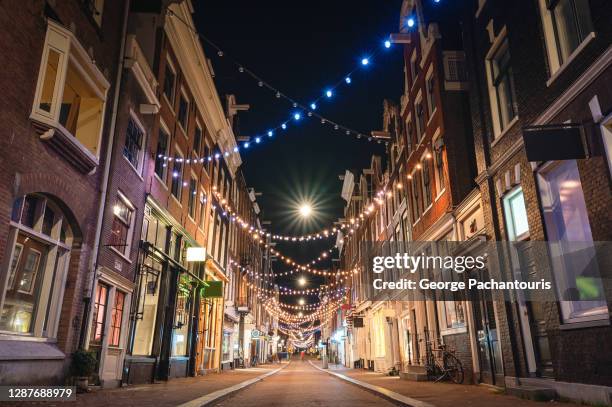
[407,17,416,27]
[310,103,317,110]
[361,57,370,66]
[345,77,352,84]
[384,40,391,48]
[294,112,301,121]
[325,89,333,98]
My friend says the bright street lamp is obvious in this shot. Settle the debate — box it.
[299,203,312,218]
[298,276,307,286]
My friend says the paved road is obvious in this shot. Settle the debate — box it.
[212,359,396,407]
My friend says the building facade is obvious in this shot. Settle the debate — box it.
[0,0,126,385]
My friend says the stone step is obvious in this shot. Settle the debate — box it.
[399,371,429,381]
[506,385,557,401]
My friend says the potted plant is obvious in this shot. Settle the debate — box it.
[70,350,97,392]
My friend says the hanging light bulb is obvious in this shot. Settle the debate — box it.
[294,112,301,121]
[325,89,333,98]
[281,123,287,130]
[345,76,352,84]
[407,17,416,27]
[310,102,317,110]
[268,130,273,137]
[255,137,261,143]
[384,40,391,48]
[361,57,370,66]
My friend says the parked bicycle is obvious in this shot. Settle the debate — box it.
[423,340,464,384]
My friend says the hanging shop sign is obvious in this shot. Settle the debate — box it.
[202,280,223,298]
[251,329,260,339]
[523,124,588,162]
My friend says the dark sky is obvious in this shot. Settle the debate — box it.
[194,0,404,305]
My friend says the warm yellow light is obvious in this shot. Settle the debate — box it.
[299,298,305,305]
[298,277,307,286]
[299,204,312,217]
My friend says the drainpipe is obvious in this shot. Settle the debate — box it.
[79,0,131,349]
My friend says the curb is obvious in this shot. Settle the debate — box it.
[177,361,290,407]
[308,360,435,407]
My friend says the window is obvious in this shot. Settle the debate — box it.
[537,161,606,322]
[154,124,170,181]
[1,194,73,336]
[132,255,161,355]
[90,0,105,26]
[90,283,109,345]
[426,74,436,117]
[503,188,530,241]
[178,91,189,132]
[109,291,125,347]
[31,21,108,158]
[172,275,192,356]
[421,160,432,208]
[171,150,184,201]
[539,0,594,73]
[163,59,176,105]
[487,37,517,137]
[199,191,207,229]
[110,193,134,255]
[123,114,145,172]
[434,144,446,195]
[410,173,422,222]
[410,51,419,86]
[188,176,197,219]
[415,100,425,141]
[193,124,202,156]
[203,140,212,173]
[405,116,413,152]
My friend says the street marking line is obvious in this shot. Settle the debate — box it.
[308,360,435,407]
[177,362,290,407]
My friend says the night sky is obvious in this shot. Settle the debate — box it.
[194,0,404,306]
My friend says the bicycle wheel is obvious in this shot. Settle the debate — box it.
[443,353,464,384]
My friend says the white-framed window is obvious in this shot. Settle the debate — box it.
[0,194,74,337]
[410,50,419,86]
[405,113,413,153]
[537,160,607,323]
[177,89,189,133]
[193,121,202,157]
[538,0,594,75]
[187,174,197,220]
[110,191,135,257]
[503,187,530,241]
[485,32,518,138]
[425,68,436,118]
[31,20,109,159]
[154,121,170,183]
[170,147,184,201]
[123,111,146,174]
[421,158,432,209]
[163,57,176,106]
[415,94,425,142]
[433,135,446,197]
[410,171,422,222]
[199,190,207,230]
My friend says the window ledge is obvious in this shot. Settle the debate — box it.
[441,326,467,336]
[154,173,169,189]
[546,32,596,88]
[31,115,99,174]
[435,188,446,202]
[123,156,145,181]
[0,338,65,361]
[559,315,609,330]
[490,116,519,148]
[110,246,133,264]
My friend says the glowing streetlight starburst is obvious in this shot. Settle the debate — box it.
[299,204,312,218]
[298,276,307,286]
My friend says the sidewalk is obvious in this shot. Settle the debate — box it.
[4,363,284,407]
[311,361,582,407]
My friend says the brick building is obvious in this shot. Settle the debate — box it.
[462,0,612,402]
[0,0,126,385]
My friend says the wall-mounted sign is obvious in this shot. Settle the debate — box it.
[186,247,206,262]
[251,330,260,339]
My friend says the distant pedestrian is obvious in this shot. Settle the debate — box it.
[300,351,305,361]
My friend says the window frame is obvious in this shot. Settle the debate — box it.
[485,29,518,139]
[123,110,147,176]
[109,191,136,258]
[154,121,171,184]
[163,57,177,107]
[177,88,190,135]
[170,147,184,203]
[30,20,109,162]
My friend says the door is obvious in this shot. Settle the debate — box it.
[472,269,504,385]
